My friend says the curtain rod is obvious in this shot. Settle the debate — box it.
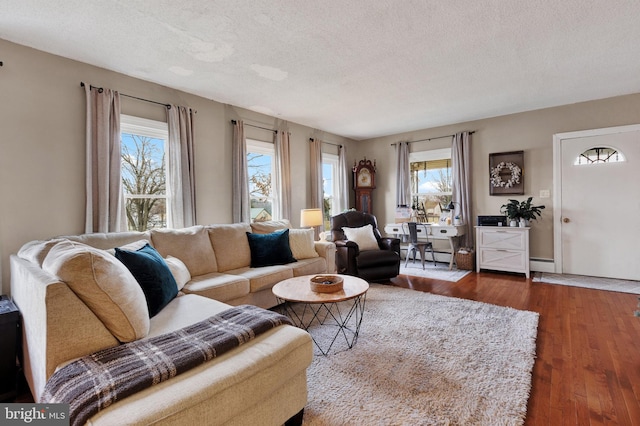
[309,138,342,148]
[231,119,277,134]
[390,130,475,146]
[81,82,171,109]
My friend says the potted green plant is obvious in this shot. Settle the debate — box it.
[500,197,545,227]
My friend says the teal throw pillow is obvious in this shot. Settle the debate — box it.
[246,229,297,268]
[115,243,178,318]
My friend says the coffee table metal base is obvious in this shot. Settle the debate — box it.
[276,293,366,356]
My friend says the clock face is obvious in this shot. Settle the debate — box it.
[357,168,372,187]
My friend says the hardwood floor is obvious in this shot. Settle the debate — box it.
[388,270,640,426]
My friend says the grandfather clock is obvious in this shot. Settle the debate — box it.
[353,158,376,214]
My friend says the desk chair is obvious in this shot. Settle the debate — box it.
[404,222,436,269]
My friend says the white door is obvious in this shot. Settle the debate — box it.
[554,125,640,280]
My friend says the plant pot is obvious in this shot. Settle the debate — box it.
[509,220,518,227]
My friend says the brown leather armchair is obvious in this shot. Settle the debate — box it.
[330,211,401,282]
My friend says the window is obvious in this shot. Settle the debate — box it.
[322,153,340,229]
[246,139,275,222]
[409,148,452,223]
[574,146,626,165]
[120,115,168,231]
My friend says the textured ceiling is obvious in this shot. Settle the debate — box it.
[2,1,640,140]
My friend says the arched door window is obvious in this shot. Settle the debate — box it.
[574,146,626,165]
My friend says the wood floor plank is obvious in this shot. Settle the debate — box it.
[389,270,640,425]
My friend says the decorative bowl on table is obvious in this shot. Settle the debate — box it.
[309,275,344,293]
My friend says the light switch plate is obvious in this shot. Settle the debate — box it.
[540,189,550,198]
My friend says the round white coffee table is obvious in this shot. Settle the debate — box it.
[272,274,369,355]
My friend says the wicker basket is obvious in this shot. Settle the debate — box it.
[455,250,475,271]
[310,275,344,293]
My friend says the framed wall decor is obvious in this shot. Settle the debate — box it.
[489,150,524,195]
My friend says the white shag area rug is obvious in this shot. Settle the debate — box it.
[533,272,640,294]
[302,284,539,425]
[400,262,471,282]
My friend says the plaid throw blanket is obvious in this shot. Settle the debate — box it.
[41,304,292,426]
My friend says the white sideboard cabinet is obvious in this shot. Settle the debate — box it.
[475,226,530,278]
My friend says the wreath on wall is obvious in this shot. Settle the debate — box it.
[490,161,521,188]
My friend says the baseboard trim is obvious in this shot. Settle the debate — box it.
[530,259,555,273]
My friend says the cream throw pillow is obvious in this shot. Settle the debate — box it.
[289,229,319,260]
[42,240,150,342]
[164,255,191,290]
[342,224,380,251]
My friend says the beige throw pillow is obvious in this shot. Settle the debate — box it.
[342,224,380,251]
[42,240,150,342]
[289,228,319,259]
[164,255,191,290]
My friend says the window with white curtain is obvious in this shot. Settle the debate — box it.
[246,138,276,222]
[409,148,453,223]
[120,114,169,231]
[322,152,340,229]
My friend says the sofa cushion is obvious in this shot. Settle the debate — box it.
[290,257,328,277]
[342,224,380,251]
[18,238,67,267]
[151,226,217,276]
[288,228,319,260]
[105,239,149,256]
[207,223,252,271]
[164,255,191,291]
[42,240,150,342]
[250,220,291,234]
[225,265,294,294]
[182,272,250,302]
[115,244,179,318]
[66,231,151,251]
[247,229,297,268]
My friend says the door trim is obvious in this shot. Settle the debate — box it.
[552,123,640,273]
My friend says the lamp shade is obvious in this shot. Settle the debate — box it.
[300,208,323,228]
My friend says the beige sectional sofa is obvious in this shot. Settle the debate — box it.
[10,220,336,425]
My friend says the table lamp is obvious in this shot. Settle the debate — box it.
[300,208,323,229]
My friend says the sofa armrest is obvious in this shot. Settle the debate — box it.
[314,241,336,274]
[380,237,401,254]
[10,255,118,401]
[333,240,360,276]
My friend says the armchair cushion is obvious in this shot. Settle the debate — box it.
[357,250,401,268]
[342,224,380,251]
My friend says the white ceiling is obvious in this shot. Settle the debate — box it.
[2,1,640,140]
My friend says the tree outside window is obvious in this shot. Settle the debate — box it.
[246,139,275,222]
[120,115,168,231]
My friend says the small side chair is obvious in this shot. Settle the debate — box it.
[404,222,436,269]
